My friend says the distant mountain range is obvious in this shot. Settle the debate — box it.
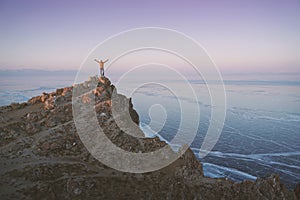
[0,69,78,76]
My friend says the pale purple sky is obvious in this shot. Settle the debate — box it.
[0,0,299,74]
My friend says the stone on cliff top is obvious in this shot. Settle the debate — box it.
[98,76,111,87]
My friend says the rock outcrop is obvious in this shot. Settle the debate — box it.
[0,76,298,199]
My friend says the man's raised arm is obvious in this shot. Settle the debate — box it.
[103,59,109,63]
[94,59,100,63]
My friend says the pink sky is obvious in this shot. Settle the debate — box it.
[0,0,299,75]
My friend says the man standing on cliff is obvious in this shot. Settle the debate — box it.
[94,59,109,77]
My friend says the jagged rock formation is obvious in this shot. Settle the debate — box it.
[0,76,298,199]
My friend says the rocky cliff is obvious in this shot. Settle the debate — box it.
[0,76,298,199]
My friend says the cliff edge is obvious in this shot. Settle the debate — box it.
[0,76,298,199]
